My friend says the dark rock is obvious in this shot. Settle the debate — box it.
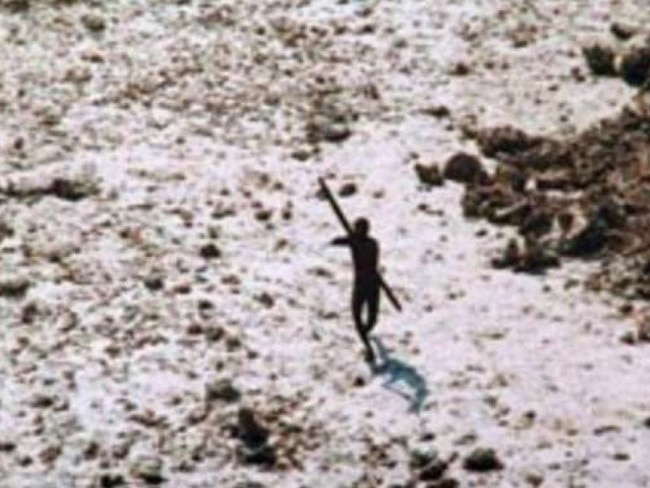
[620,46,650,86]
[143,273,164,291]
[129,456,165,485]
[339,182,358,197]
[0,441,16,452]
[237,407,270,447]
[199,243,221,259]
[491,238,521,270]
[237,443,276,466]
[560,215,608,256]
[206,379,241,403]
[619,331,636,345]
[643,417,650,428]
[610,22,638,41]
[428,480,459,488]
[236,407,275,466]
[49,177,99,201]
[0,276,30,299]
[514,238,560,274]
[100,473,126,488]
[422,105,451,118]
[256,292,274,308]
[443,153,486,184]
[2,0,29,12]
[462,447,504,472]
[450,62,470,76]
[82,13,107,32]
[476,126,542,158]
[39,444,62,464]
[583,43,617,76]
[415,163,444,187]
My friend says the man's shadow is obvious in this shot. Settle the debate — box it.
[370,337,429,413]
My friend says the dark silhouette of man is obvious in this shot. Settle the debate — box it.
[330,217,380,362]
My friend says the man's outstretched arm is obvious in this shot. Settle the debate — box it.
[330,236,351,246]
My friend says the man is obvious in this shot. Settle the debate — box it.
[331,217,380,362]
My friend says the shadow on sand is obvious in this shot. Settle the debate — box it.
[370,337,429,413]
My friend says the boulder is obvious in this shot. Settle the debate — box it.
[443,153,486,184]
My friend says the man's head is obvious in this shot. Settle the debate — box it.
[353,217,370,237]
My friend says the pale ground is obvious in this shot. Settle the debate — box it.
[1,1,650,487]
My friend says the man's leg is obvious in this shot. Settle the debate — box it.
[353,289,375,361]
[365,283,381,334]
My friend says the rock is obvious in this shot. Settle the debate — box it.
[199,243,221,259]
[491,238,521,269]
[560,214,608,256]
[0,441,16,452]
[237,442,277,466]
[0,276,30,299]
[514,237,560,274]
[643,417,650,428]
[610,22,638,41]
[306,117,352,144]
[256,292,274,308]
[99,473,126,488]
[49,177,99,201]
[129,455,165,485]
[449,62,470,76]
[143,273,164,291]
[39,444,62,464]
[476,126,542,158]
[237,407,270,447]
[428,480,459,488]
[82,13,107,32]
[206,379,241,403]
[422,105,451,118]
[2,0,29,12]
[338,182,357,197]
[236,407,275,466]
[462,447,504,472]
[583,43,617,76]
[620,45,650,86]
[415,163,444,187]
[443,153,486,184]
[620,330,636,345]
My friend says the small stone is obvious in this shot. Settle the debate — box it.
[422,105,451,118]
[0,276,30,298]
[256,292,274,308]
[428,480,459,488]
[462,447,504,472]
[643,417,650,428]
[205,379,241,403]
[129,455,165,485]
[610,22,638,41]
[0,441,16,452]
[620,45,650,86]
[338,182,357,197]
[49,177,99,201]
[450,62,470,76]
[443,153,486,184]
[39,444,62,464]
[82,13,106,32]
[143,273,164,291]
[237,407,269,447]
[415,163,444,187]
[620,331,636,345]
[2,0,29,12]
[582,43,617,76]
[99,473,126,488]
[199,243,221,259]
[322,122,351,143]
